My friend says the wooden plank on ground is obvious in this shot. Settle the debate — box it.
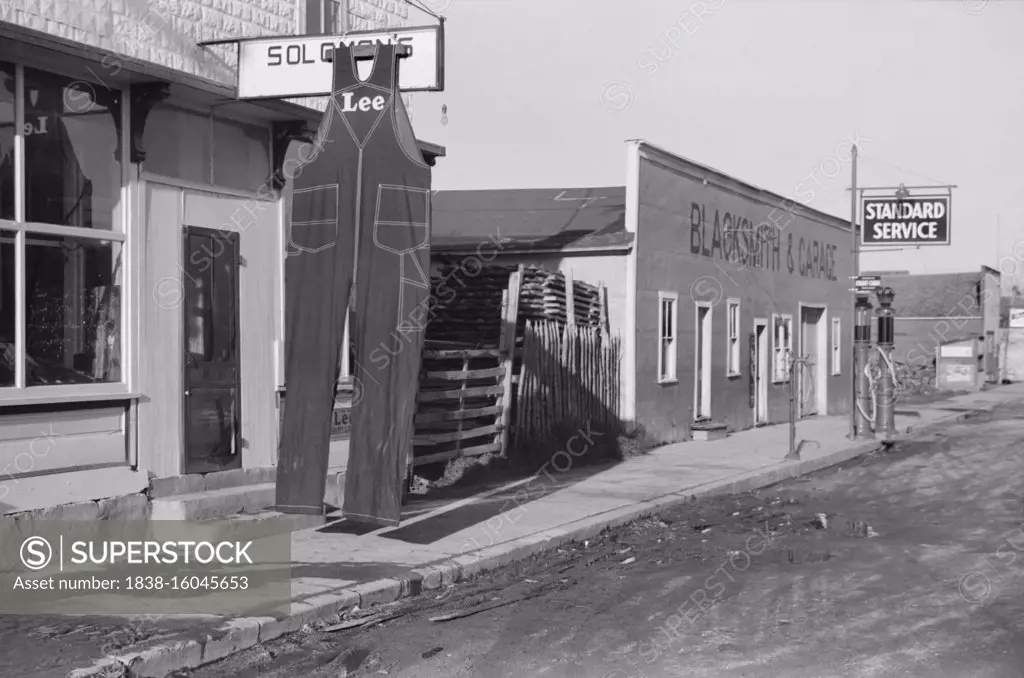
[412,441,501,466]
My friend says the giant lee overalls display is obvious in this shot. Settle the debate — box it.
[277,43,430,526]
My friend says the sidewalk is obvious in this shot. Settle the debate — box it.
[32,383,1024,677]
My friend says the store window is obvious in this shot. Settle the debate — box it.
[0,229,16,386]
[658,291,677,383]
[726,298,741,376]
[1,63,13,221]
[23,68,121,230]
[24,234,122,384]
[773,313,793,383]
[0,63,124,392]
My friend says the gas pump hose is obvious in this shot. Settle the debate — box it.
[855,346,899,430]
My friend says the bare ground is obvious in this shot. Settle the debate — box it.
[169,404,1024,678]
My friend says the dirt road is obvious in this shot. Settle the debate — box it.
[174,405,1024,678]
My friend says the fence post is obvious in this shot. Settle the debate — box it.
[497,265,523,457]
[565,269,576,328]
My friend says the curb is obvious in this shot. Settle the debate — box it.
[67,399,1015,677]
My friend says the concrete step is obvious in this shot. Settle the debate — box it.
[150,482,277,521]
[691,422,729,441]
[150,467,277,499]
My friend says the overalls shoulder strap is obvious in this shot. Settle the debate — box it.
[330,43,398,94]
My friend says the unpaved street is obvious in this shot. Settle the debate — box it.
[176,405,1024,678]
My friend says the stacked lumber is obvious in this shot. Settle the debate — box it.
[426,264,605,346]
[412,348,506,467]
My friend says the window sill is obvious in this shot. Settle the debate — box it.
[658,378,679,386]
[0,387,139,407]
[726,372,742,379]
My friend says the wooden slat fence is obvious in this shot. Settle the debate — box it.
[512,320,621,450]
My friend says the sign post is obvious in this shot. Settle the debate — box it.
[850,179,955,439]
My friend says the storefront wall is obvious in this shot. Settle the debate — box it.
[633,147,853,443]
[0,53,143,514]
[1,0,413,514]
[0,48,291,514]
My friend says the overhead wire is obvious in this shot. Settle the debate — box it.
[399,0,443,20]
[857,154,954,188]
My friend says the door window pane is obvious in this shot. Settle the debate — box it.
[0,63,13,221]
[23,68,121,229]
[25,234,121,385]
[0,230,16,386]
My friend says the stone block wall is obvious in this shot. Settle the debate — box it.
[1,0,411,110]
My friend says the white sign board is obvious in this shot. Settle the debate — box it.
[940,345,973,358]
[1010,308,1024,328]
[236,26,444,99]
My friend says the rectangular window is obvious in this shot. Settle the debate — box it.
[658,291,677,383]
[23,67,121,230]
[727,298,741,376]
[772,313,793,383]
[1,63,13,221]
[0,62,125,395]
[831,316,841,375]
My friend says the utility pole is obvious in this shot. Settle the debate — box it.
[848,144,858,439]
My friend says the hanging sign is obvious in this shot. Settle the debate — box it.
[855,275,882,291]
[1010,308,1024,328]
[861,196,950,246]
[235,25,444,98]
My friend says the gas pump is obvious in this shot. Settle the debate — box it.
[874,286,897,439]
[854,293,874,439]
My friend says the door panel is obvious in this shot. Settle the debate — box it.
[695,306,712,420]
[183,227,241,474]
[800,308,822,417]
[754,323,768,423]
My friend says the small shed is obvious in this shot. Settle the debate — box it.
[870,267,1001,383]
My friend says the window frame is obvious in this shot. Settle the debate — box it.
[726,298,741,377]
[0,61,130,401]
[831,316,841,376]
[772,312,794,384]
[657,290,678,384]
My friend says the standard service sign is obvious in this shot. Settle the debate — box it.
[861,196,950,246]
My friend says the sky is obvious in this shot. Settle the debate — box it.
[406,0,1024,289]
